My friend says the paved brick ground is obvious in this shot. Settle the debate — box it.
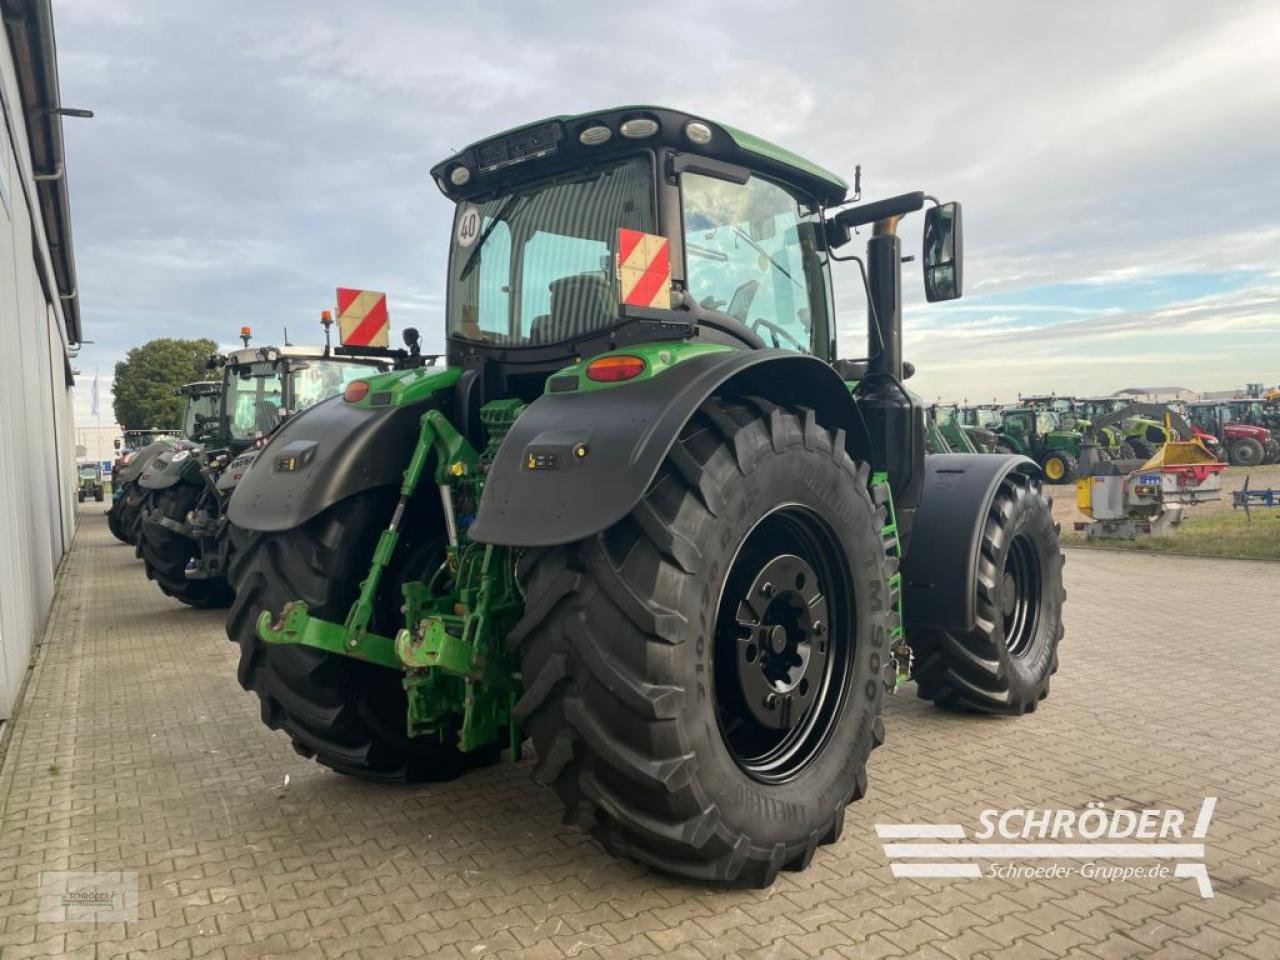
[1,506,1278,960]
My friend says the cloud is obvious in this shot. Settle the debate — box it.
[52,0,1280,401]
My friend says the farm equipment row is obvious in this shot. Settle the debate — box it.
[104,104,1070,886]
[936,394,1278,482]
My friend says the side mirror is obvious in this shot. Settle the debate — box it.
[113,438,122,450]
[922,202,963,302]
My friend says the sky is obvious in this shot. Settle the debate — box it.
[57,0,1280,422]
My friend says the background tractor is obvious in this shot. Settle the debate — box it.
[991,405,1089,482]
[1186,401,1273,467]
[224,106,1064,886]
[1074,397,1168,460]
[1223,399,1280,463]
[77,462,105,502]
[932,402,991,452]
[137,333,396,608]
[960,403,1003,431]
[106,427,187,543]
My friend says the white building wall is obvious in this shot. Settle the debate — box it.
[75,424,125,466]
[0,14,77,718]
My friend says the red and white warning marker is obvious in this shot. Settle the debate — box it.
[616,229,671,309]
[336,287,389,347]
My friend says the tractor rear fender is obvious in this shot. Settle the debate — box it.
[115,438,178,486]
[215,449,260,494]
[900,453,1039,633]
[138,447,200,491]
[468,350,869,547]
[226,394,442,532]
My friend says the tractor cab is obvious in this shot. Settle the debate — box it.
[1003,407,1057,440]
[431,106,966,520]
[435,108,850,401]
[214,345,388,449]
[177,381,224,444]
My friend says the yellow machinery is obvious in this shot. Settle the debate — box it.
[1075,422,1224,539]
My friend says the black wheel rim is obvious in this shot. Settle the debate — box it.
[713,506,854,784]
[1001,533,1042,658]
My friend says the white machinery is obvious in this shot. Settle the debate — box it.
[1073,437,1225,540]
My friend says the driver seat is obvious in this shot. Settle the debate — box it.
[533,273,613,343]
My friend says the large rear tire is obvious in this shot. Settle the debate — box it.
[140,485,233,609]
[225,490,496,782]
[122,490,148,547]
[509,398,893,886]
[1229,437,1264,467]
[911,473,1064,713]
[1127,438,1155,460]
[106,496,129,542]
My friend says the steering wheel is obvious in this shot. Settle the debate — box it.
[750,316,807,352]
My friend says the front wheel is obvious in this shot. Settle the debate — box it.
[510,398,893,886]
[911,473,1064,713]
[1040,450,1077,483]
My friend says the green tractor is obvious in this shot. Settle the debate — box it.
[923,403,984,453]
[225,107,1065,885]
[935,402,993,452]
[991,406,1089,483]
[1019,394,1075,415]
[77,462,106,502]
[960,402,1003,435]
[1073,397,1168,460]
[137,336,395,607]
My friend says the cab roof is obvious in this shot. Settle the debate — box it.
[178,380,222,396]
[431,105,849,206]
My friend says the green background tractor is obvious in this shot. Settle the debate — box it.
[224,107,1065,886]
[1074,397,1168,460]
[935,401,992,452]
[991,406,1087,482]
[77,462,105,502]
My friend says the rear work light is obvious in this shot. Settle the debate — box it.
[343,380,371,403]
[585,354,646,383]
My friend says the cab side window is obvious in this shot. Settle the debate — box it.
[681,173,829,355]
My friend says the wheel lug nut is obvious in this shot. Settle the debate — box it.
[764,693,777,709]
[813,621,826,636]
[760,582,774,599]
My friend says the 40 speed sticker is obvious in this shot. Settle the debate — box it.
[876,797,1217,897]
[456,205,481,247]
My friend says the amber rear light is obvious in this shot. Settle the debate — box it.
[585,354,646,383]
[344,380,371,403]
